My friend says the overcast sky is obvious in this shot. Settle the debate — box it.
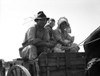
[0,0,100,61]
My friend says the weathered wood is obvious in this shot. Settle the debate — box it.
[39,52,85,76]
[5,51,86,76]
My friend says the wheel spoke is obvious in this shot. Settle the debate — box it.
[11,70,14,76]
[7,65,31,76]
[14,68,18,76]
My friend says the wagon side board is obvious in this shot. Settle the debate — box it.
[39,51,86,76]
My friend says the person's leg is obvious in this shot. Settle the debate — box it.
[29,45,37,60]
[21,45,37,60]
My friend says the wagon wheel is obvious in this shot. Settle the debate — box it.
[0,68,5,76]
[7,65,31,76]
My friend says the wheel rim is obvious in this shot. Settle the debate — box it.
[7,65,31,76]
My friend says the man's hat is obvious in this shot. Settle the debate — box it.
[34,11,49,22]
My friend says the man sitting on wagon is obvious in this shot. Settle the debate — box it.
[20,11,56,60]
[53,17,80,53]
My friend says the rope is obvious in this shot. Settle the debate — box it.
[84,37,100,45]
[78,26,100,46]
[78,37,89,46]
[78,37,100,47]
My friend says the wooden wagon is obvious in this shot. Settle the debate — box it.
[4,50,86,76]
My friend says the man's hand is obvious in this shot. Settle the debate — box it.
[64,40,71,44]
[45,41,56,48]
[29,38,42,45]
[61,46,70,50]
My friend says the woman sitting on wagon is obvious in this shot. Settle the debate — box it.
[53,17,80,53]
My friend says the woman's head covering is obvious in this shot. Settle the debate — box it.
[57,17,71,33]
[57,17,70,28]
[58,17,68,25]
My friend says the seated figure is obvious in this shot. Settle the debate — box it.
[19,11,56,60]
[53,17,80,53]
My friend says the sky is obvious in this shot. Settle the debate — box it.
[0,0,100,61]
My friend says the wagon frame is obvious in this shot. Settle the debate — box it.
[5,50,86,76]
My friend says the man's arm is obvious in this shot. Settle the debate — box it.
[22,26,41,46]
[35,40,56,48]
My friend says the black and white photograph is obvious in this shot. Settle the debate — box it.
[0,0,100,76]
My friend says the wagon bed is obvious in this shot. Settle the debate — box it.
[5,51,86,76]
